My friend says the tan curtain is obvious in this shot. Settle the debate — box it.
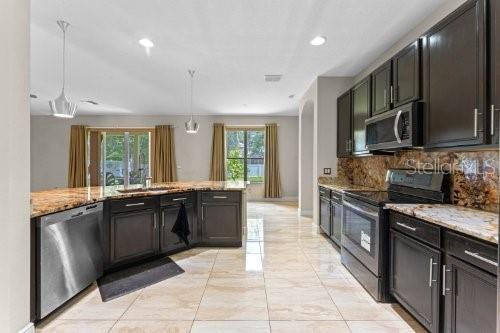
[209,123,226,181]
[68,125,87,188]
[264,123,282,198]
[153,125,177,183]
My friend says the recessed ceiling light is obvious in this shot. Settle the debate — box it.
[139,38,154,48]
[310,36,326,46]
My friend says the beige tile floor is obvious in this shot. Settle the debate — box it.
[36,202,425,333]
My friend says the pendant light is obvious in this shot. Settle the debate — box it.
[185,69,199,134]
[49,20,78,118]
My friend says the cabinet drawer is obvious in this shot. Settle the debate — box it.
[201,191,240,202]
[160,192,195,206]
[318,187,331,198]
[109,196,158,213]
[444,231,498,275]
[390,211,440,248]
[331,190,342,201]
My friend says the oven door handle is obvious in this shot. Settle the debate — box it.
[343,201,379,219]
[393,110,403,143]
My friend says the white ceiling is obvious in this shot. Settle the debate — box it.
[31,0,444,116]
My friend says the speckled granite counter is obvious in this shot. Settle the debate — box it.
[385,203,498,244]
[318,177,377,193]
[31,181,246,218]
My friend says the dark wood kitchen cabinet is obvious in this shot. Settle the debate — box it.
[490,0,500,144]
[371,60,392,115]
[337,90,352,157]
[423,0,487,148]
[109,208,159,267]
[160,201,196,253]
[390,230,440,333]
[351,77,371,155]
[200,191,242,246]
[392,39,421,107]
[443,254,497,333]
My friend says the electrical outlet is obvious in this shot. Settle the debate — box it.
[323,168,331,175]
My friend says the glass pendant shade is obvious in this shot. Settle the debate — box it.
[185,69,199,134]
[185,116,199,133]
[50,20,78,118]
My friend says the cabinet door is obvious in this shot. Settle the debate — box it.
[319,197,331,236]
[490,0,500,143]
[443,254,497,333]
[160,203,195,253]
[352,77,371,154]
[423,0,487,148]
[337,90,352,157]
[201,202,241,245]
[393,40,421,107]
[110,209,158,266]
[371,60,392,115]
[390,230,440,333]
[331,202,342,246]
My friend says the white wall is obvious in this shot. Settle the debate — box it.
[354,0,468,83]
[298,77,353,221]
[0,0,31,332]
[31,115,299,199]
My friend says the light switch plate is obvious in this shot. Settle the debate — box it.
[323,168,331,175]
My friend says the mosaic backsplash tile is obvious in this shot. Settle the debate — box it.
[337,150,499,213]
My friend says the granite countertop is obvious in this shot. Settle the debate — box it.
[318,178,378,193]
[385,203,498,245]
[31,181,246,218]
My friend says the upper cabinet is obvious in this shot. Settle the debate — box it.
[371,60,392,115]
[490,0,499,144]
[423,0,487,148]
[393,40,422,107]
[337,90,352,157]
[352,77,371,155]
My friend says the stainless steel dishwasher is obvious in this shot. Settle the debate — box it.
[37,202,104,319]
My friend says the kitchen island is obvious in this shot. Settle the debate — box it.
[31,181,246,322]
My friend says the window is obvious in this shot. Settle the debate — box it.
[226,128,265,183]
[87,128,154,186]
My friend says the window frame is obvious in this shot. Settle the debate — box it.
[225,127,265,184]
[86,127,155,187]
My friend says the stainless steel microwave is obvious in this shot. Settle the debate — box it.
[365,102,422,151]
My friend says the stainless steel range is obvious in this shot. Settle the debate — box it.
[341,169,449,302]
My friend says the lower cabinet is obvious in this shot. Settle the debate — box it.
[200,192,242,246]
[110,208,159,267]
[443,254,497,333]
[160,202,196,253]
[390,230,440,333]
[319,196,331,236]
[331,200,342,246]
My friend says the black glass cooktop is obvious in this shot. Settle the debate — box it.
[344,190,436,206]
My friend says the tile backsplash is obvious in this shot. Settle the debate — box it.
[337,150,499,213]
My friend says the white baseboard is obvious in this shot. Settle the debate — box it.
[18,323,34,333]
[247,196,298,202]
[300,209,313,217]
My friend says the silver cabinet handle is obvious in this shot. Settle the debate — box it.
[153,214,157,229]
[491,105,494,136]
[464,250,498,267]
[383,88,387,107]
[474,108,478,137]
[442,265,450,295]
[393,110,402,143]
[213,195,227,199]
[173,197,187,201]
[125,202,145,207]
[428,258,437,287]
[396,222,416,232]
[201,206,204,221]
[390,86,394,104]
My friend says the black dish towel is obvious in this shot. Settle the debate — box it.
[171,202,191,245]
